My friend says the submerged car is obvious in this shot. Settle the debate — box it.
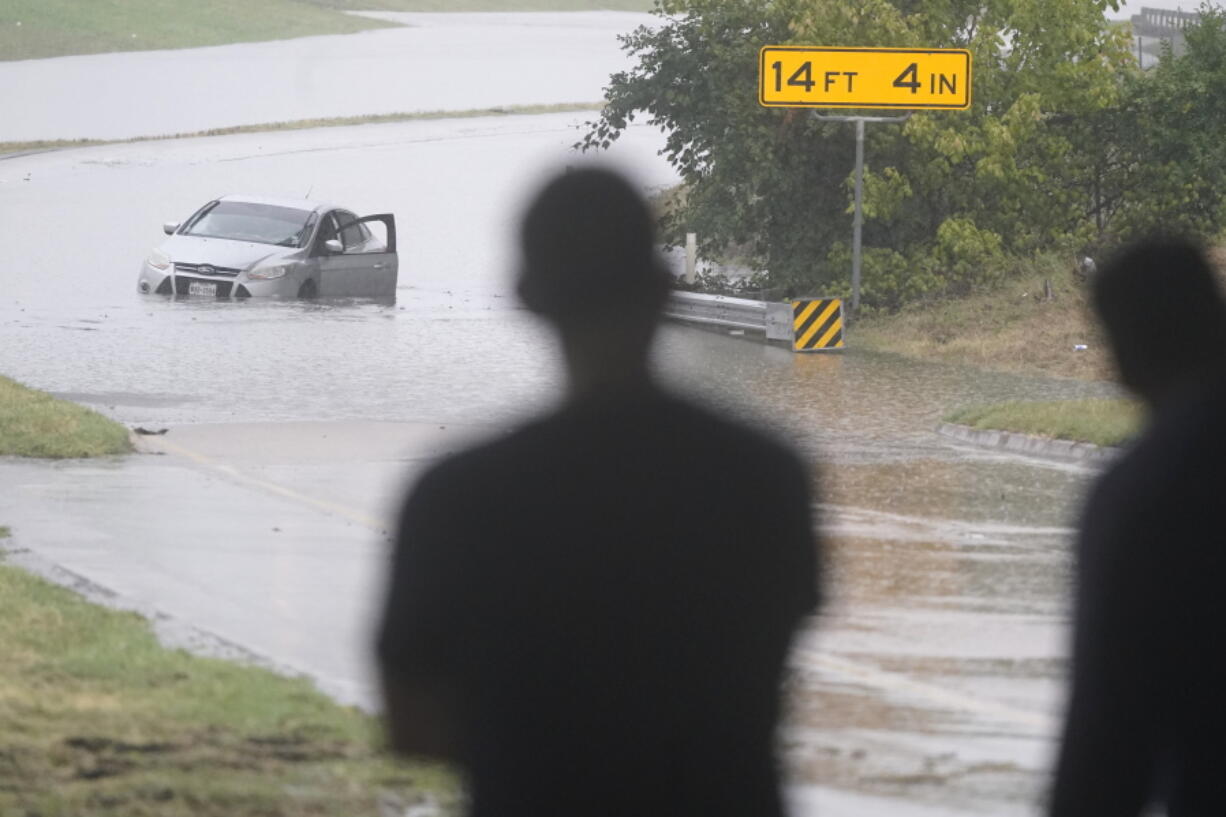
[138,195,398,299]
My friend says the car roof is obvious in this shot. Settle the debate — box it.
[217,194,344,214]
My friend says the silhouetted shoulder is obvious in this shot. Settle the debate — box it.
[1055,375,1226,817]
[379,166,818,817]
[1086,375,1226,521]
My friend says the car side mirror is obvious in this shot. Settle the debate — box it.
[324,239,343,255]
[163,222,179,235]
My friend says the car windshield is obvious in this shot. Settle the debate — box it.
[182,201,314,247]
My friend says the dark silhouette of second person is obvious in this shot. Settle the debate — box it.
[1050,239,1226,817]
[376,166,821,816]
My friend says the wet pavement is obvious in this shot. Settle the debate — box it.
[0,12,657,142]
[0,18,1127,815]
[0,406,1090,817]
[0,421,483,708]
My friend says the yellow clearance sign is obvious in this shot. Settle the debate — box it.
[759,46,971,110]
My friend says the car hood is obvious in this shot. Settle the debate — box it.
[158,234,301,270]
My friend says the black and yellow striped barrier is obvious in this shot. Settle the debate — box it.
[791,298,845,351]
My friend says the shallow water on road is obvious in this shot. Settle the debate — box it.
[1,114,664,428]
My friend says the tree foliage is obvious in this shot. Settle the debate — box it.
[1107,6,1226,238]
[582,0,1226,310]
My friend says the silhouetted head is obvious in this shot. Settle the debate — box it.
[1094,238,1226,406]
[517,167,670,331]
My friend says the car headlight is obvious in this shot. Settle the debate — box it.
[146,249,171,270]
[248,264,290,280]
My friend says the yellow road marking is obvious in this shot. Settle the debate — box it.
[148,437,386,532]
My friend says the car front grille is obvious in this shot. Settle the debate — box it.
[173,277,233,297]
[173,262,240,278]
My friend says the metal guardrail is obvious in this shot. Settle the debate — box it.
[665,291,766,331]
[664,291,795,343]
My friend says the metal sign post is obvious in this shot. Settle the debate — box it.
[813,112,910,314]
[759,45,973,320]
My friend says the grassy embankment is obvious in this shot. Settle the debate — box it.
[0,0,394,62]
[0,0,653,62]
[868,246,1226,444]
[321,0,653,9]
[945,398,1142,448]
[0,541,456,815]
[0,0,621,156]
[851,254,1112,381]
[0,102,604,157]
[849,254,1147,445]
[0,375,131,458]
[0,381,456,814]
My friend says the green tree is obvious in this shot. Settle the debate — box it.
[582,0,1135,309]
[581,1,843,298]
[1107,5,1226,240]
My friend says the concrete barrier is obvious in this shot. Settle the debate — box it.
[936,422,1121,463]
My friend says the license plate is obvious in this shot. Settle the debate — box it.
[187,281,217,297]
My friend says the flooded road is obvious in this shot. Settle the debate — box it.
[1,113,671,427]
[0,12,657,141]
[1,48,1122,817]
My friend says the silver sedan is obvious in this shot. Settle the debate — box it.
[137,194,398,299]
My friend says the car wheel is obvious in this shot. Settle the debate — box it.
[298,279,318,299]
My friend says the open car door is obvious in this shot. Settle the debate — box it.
[316,213,398,298]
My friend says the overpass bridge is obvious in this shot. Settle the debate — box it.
[1130,6,1199,66]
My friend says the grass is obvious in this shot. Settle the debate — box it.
[0,0,398,62]
[0,0,654,62]
[0,102,603,157]
[945,398,1143,447]
[851,247,1226,383]
[0,376,132,459]
[313,0,653,9]
[851,253,1115,382]
[0,553,457,816]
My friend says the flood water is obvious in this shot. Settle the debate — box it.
[0,12,659,141]
[0,16,1125,816]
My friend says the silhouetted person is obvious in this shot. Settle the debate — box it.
[376,167,820,817]
[1050,239,1226,817]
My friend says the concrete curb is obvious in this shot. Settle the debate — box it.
[936,422,1122,463]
